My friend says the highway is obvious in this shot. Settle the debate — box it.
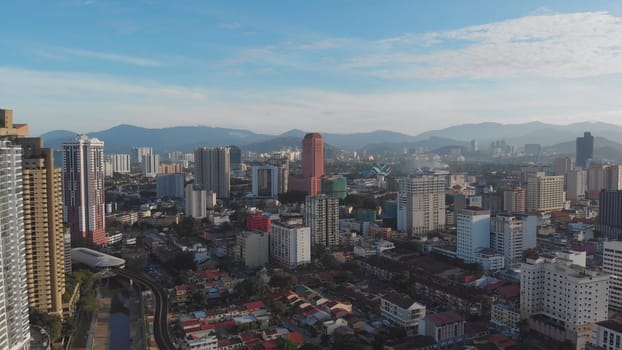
[114,268,177,350]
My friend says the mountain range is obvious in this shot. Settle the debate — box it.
[40,121,622,157]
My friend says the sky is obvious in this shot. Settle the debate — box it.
[2,0,622,136]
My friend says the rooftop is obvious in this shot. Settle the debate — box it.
[426,312,464,327]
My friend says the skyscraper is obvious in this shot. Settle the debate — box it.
[1,110,66,316]
[229,145,242,170]
[526,172,565,212]
[252,165,279,198]
[502,187,525,214]
[0,140,31,350]
[302,133,324,195]
[576,131,594,169]
[185,184,207,218]
[62,135,107,245]
[599,190,622,239]
[490,215,523,268]
[304,194,339,248]
[156,173,185,198]
[553,157,573,176]
[456,208,490,263]
[267,153,289,194]
[397,175,446,236]
[194,147,231,198]
[108,153,131,174]
[142,154,160,178]
[131,146,152,164]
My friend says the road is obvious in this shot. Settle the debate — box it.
[114,268,177,350]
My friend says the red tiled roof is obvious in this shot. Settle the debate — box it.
[262,340,278,350]
[285,332,304,345]
[426,312,463,327]
[497,284,520,299]
[245,300,265,312]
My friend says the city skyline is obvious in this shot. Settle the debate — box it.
[3,1,622,135]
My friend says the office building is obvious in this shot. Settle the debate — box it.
[304,194,339,248]
[108,153,131,174]
[592,319,622,350]
[156,173,185,199]
[456,208,491,263]
[62,135,107,245]
[0,139,32,350]
[565,169,587,201]
[269,221,311,268]
[194,147,231,198]
[1,110,66,316]
[234,231,269,268]
[490,215,523,268]
[131,146,152,164]
[553,157,574,176]
[185,184,207,219]
[521,257,608,350]
[502,187,525,214]
[526,172,565,212]
[252,165,279,198]
[603,241,622,311]
[302,132,324,195]
[606,165,622,191]
[142,154,160,178]
[600,190,622,239]
[576,132,594,169]
[397,175,446,236]
[267,154,289,194]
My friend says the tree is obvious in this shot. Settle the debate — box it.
[80,294,101,313]
[167,251,197,271]
[269,272,298,290]
[29,308,63,341]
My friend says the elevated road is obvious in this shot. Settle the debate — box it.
[113,268,176,350]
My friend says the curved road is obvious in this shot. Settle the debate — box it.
[114,268,176,350]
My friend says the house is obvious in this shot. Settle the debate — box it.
[380,290,426,332]
[323,318,348,336]
[419,312,465,347]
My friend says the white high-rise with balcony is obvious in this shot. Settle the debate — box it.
[456,208,490,263]
[604,241,622,311]
[0,140,31,350]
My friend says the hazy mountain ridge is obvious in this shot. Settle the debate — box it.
[40,121,622,154]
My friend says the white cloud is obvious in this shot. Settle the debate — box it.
[3,66,622,137]
[35,46,160,67]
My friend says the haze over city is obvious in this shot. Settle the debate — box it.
[3,1,622,135]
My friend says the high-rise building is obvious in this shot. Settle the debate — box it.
[234,231,269,268]
[587,164,608,199]
[0,139,32,350]
[108,153,131,174]
[156,173,185,199]
[603,241,622,310]
[302,133,324,195]
[526,172,565,212]
[606,165,622,191]
[267,154,289,194]
[397,175,446,236]
[247,212,271,232]
[599,190,622,239]
[490,215,523,268]
[520,257,608,349]
[142,154,160,178]
[304,194,339,248]
[321,175,347,200]
[576,132,594,169]
[565,169,586,201]
[62,135,107,245]
[553,157,574,176]
[1,110,66,316]
[456,208,490,263]
[229,145,242,170]
[269,221,311,268]
[194,147,231,198]
[502,187,525,214]
[185,184,207,219]
[131,146,152,164]
[252,165,279,198]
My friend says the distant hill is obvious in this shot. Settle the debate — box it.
[39,120,622,154]
[544,137,622,162]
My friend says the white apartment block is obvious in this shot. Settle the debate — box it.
[142,154,160,178]
[185,184,207,219]
[109,153,131,174]
[526,172,565,212]
[521,257,609,350]
[269,222,311,268]
[132,146,152,164]
[397,175,446,236]
[456,208,490,263]
[491,303,520,332]
[490,215,523,268]
[604,241,622,310]
[380,290,426,331]
[0,141,31,350]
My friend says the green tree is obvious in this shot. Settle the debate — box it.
[29,308,63,341]
[269,272,298,290]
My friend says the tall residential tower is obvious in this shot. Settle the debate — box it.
[194,147,231,198]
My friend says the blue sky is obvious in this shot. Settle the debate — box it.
[2,0,622,136]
